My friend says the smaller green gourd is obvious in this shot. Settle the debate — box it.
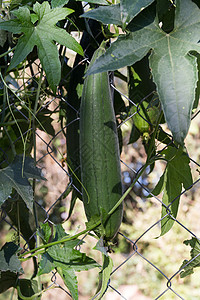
[131,101,159,142]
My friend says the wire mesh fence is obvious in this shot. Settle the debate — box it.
[0,52,200,300]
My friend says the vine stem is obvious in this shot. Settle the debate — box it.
[108,110,163,217]
[32,70,43,229]
[32,70,43,288]
[0,46,16,59]
[19,157,153,261]
[18,222,101,260]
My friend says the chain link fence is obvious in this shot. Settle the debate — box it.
[0,53,200,300]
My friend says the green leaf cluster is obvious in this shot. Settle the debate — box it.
[0,1,83,92]
[85,0,200,144]
[38,223,99,300]
[0,0,199,295]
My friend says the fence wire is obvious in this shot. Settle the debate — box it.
[0,56,200,300]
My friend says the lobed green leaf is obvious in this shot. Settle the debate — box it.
[87,0,200,143]
[38,223,99,299]
[0,1,84,92]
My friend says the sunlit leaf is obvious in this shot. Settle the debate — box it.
[81,4,122,26]
[0,2,83,92]
[51,0,69,8]
[77,0,108,3]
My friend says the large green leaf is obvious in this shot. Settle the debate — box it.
[0,156,45,212]
[87,0,200,144]
[38,223,99,300]
[0,2,83,92]
[44,223,100,273]
[48,243,99,272]
[151,146,192,235]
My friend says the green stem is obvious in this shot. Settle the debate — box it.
[1,83,6,123]
[108,110,163,217]
[0,46,16,59]
[4,127,16,156]
[18,220,101,260]
[34,70,43,116]
[17,202,20,246]
[0,120,27,126]
[107,161,149,217]
[19,153,153,261]
[0,73,26,155]
[31,71,43,284]
[147,110,164,158]
[32,70,43,229]
[20,249,46,262]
